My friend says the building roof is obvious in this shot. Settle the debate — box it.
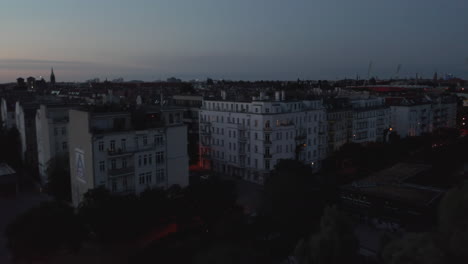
[342,163,443,207]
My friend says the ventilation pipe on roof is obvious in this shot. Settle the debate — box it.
[260,91,265,100]
[221,90,227,100]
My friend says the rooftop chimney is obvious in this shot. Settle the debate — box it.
[260,91,265,100]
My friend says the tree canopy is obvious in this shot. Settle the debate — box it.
[5,201,85,262]
[294,205,359,264]
[45,154,71,201]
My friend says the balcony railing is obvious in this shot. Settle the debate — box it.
[201,153,211,159]
[108,166,134,177]
[295,134,307,141]
[239,136,248,142]
[107,144,163,156]
[201,129,212,135]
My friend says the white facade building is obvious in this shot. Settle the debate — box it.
[35,104,74,184]
[15,101,39,168]
[199,92,327,184]
[69,108,189,207]
[1,98,16,129]
[349,97,391,143]
[389,96,457,138]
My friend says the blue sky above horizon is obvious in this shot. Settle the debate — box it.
[1,0,467,82]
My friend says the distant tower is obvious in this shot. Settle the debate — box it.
[50,68,56,85]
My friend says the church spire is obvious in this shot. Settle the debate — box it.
[50,67,56,85]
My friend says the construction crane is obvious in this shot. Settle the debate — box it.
[394,64,402,79]
[364,61,373,86]
[367,61,373,80]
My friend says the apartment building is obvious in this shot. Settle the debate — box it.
[431,95,457,130]
[35,104,77,183]
[199,91,327,184]
[1,98,16,129]
[15,101,39,169]
[69,106,189,207]
[388,95,457,138]
[171,95,203,165]
[349,97,391,143]
[325,98,353,152]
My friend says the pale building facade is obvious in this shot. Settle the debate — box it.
[69,108,189,207]
[199,92,327,184]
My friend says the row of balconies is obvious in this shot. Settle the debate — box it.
[107,144,164,156]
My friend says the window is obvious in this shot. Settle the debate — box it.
[111,159,116,169]
[123,177,128,190]
[255,145,258,153]
[61,127,66,135]
[112,179,117,192]
[143,155,148,165]
[99,161,105,172]
[149,154,152,165]
[110,140,116,150]
[146,172,152,184]
[62,141,67,150]
[156,152,164,164]
[138,155,142,167]
[139,173,145,184]
[265,159,270,170]
[98,141,104,151]
[54,128,58,136]
[169,114,174,123]
[156,169,165,183]
[254,159,258,168]
[121,139,126,150]
[154,135,163,146]
[143,135,148,146]
[122,158,127,168]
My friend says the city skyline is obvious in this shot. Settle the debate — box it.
[1,0,467,82]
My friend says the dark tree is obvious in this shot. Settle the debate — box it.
[437,181,468,263]
[262,160,325,233]
[45,155,71,201]
[294,206,359,264]
[183,176,237,228]
[382,233,445,264]
[5,201,85,262]
[77,187,142,241]
[0,127,22,170]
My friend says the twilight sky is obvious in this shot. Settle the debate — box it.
[1,0,467,82]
